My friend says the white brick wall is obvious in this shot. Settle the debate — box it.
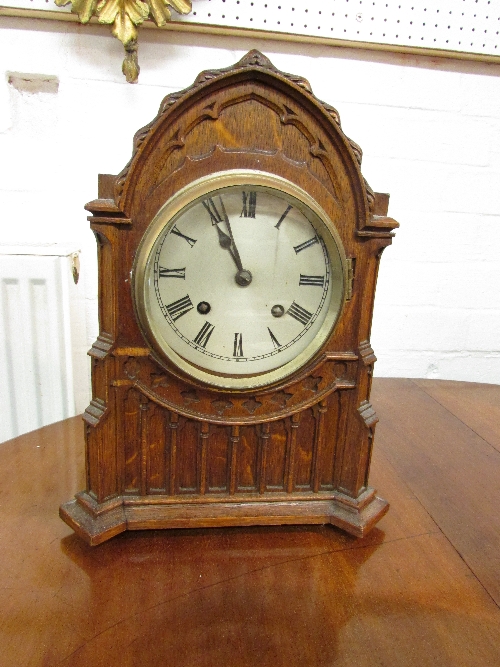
[0,17,499,387]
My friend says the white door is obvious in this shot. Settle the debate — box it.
[0,245,89,442]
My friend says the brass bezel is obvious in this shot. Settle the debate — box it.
[133,170,347,390]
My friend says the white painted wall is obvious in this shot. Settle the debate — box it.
[1,16,499,395]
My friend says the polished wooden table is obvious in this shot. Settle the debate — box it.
[2,378,500,667]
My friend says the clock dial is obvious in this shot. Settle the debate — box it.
[134,172,346,389]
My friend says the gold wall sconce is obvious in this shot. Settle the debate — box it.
[54,0,192,83]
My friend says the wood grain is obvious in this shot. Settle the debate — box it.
[63,50,398,543]
[415,379,500,453]
[372,378,500,606]
[1,378,500,666]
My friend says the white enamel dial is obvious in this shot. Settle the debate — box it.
[134,172,345,389]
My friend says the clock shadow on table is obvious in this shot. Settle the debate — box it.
[59,524,386,667]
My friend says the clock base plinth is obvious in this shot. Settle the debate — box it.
[60,489,389,547]
[60,493,127,546]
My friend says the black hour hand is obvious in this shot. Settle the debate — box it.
[218,196,244,272]
[215,224,232,250]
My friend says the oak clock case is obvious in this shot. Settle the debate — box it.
[60,50,399,546]
[133,171,347,390]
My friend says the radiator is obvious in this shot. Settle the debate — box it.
[0,244,89,442]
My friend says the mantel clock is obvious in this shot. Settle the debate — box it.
[60,51,398,545]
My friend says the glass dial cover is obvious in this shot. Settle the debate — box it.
[133,172,346,389]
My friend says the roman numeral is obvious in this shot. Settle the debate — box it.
[268,328,281,350]
[165,295,194,321]
[171,224,197,247]
[293,236,319,254]
[299,274,325,287]
[288,301,313,326]
[240,191,257,218]
[193,321,215,348]
[233,333,244,357]
[202,197,223,225]
[275,204,292,229]
[158,267,186,279]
